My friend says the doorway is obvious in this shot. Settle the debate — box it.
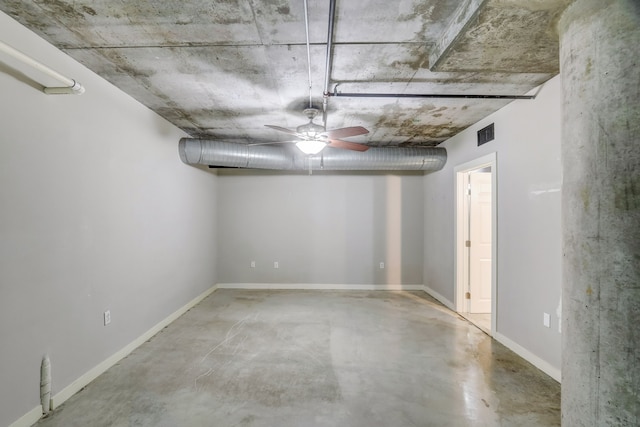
[455,153,497,335]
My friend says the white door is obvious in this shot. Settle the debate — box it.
[469,172,492,313]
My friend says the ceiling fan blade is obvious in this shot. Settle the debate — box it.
[328,139,369,152]
[324,126,369,139]
[265,124,299,136]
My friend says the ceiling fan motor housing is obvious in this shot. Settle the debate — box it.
[297,108,326,137]
[296,121,326,137]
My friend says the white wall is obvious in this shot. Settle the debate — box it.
[217,171,424,286]
[0,12,217,427]
[424,76,562,376]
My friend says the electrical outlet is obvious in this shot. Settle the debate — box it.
[543,312,550,328]
[250,261,256,268]
[104,310,111,326]
[379,262,385,269]
[274,261,279,269]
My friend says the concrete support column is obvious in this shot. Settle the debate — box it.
[559,1,640,425]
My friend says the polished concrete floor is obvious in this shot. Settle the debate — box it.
[36,290,560,426]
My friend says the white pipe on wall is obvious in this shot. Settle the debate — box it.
[40,355,51,414]
[0,40,85,95]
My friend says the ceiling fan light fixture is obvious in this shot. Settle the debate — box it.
[296,140,327,155]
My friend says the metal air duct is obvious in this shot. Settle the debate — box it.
[179,138,446,171]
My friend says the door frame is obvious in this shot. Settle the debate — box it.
[454,152,497,335]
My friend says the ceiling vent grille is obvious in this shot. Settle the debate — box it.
[477,123,495,146]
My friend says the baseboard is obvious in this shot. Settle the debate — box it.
[50,284,218,410]
[216,283,424,291]
[7,404,43,427]
[494,332,561,383]
[421,285,455,311]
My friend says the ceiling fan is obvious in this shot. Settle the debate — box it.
[257,108,370,155]
[248,0,369,156]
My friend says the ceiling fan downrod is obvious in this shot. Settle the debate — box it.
[303,0,313,109]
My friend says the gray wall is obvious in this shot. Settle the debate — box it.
[217,171,424,285]
[423,76,562,373]
[0,12,217,427]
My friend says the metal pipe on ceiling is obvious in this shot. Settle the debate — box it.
[315,3,534,104]
[322,0,337,96]
[0,40,85,95]
[321,0,337,126]
[327,91,535,100]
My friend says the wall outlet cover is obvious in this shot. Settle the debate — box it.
[543,312,550,328]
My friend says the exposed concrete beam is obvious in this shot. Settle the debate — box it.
[428,0,567,74]
[428,0,488,71]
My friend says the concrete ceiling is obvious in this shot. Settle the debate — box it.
[0,0,567,147]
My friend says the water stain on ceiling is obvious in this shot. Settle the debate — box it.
[0,0,568,146]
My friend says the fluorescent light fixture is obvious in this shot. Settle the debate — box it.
[295,140,327,155]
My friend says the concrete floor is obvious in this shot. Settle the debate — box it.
[36,290,560,426]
